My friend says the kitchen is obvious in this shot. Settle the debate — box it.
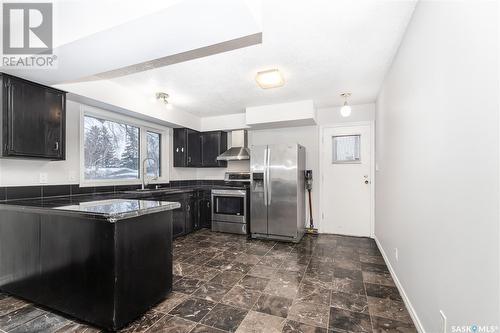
[0,1,498,333]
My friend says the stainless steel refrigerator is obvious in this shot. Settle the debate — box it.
[250,144,306,243]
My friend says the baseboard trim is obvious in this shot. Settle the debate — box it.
[373,235,426,333]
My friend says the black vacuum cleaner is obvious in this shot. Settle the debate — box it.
[305,170,318,235]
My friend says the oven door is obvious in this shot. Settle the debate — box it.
[211,189,246,223]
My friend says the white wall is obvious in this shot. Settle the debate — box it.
[375,1,499,332]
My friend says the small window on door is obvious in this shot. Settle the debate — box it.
[332,135,361,163]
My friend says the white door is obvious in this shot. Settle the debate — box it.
[321,125,372,237]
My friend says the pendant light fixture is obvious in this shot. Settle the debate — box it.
[340,92,352,117]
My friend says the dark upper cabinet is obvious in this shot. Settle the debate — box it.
[186,130,201,167]
[201,131,227,167]
[173,128,201,167]
[173,128,187,167]
[0,73,66,160]
[173,128,227,168]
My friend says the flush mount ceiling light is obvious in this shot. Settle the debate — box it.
[156,92,173,110]
[255,69,285,89]
[340,92,352,117]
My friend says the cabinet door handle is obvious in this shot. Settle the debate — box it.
[207,202,210,208]
[176,147,179,153]
[188,156,191,163]
[181,147,184,152]
[54,141,59,151]
[187,204,190,212]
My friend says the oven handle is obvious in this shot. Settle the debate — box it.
[211,190,246,196]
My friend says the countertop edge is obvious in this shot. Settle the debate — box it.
[0,201,181,223]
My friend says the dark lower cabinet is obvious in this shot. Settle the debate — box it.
[169,194,186,238]
[0,209,173,330]
[185,193,198,233]
[0,73,66,160]
[199,190,212,229]
[158,190,211,238]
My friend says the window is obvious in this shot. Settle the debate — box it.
[84,115,140,180]
[146,131,161,177]
[332,135,361,163]
[81,108,168,185]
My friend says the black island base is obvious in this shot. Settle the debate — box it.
[0,198,179,331]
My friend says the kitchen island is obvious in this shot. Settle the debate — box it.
[0,197,180,331]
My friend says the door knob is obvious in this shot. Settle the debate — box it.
[365,180,369,184]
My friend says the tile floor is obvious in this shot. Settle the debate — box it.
[0,229,416,332]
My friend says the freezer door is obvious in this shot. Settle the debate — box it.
[250,145,268,235]
[267,144,298,238]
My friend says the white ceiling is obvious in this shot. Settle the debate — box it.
[7,0,262,86]
[53,0,183,47]
[106,0,417,116]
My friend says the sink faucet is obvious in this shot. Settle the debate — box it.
[142,157,159,190]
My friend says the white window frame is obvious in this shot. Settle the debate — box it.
[79,105,169,187]
[332,134,362,164]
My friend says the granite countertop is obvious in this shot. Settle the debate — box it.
[0,184,247,222]
[0,197,181,223]
[53,199,181,222]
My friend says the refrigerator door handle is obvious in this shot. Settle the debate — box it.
[263,147,268,207]
[267,147,271,205]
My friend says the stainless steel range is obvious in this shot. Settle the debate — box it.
[211,172,250,235]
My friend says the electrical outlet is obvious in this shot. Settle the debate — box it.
[394,248,399,261]
[440,310,447,333]
[39,173,48,184]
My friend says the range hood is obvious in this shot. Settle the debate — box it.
[217,130,250,161]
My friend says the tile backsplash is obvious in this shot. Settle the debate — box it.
[0,179,234,201]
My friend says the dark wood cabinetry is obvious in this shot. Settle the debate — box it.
[162,190,211,239]
[0,73,66,160]
[201,131,227,167]
[173,128,227,168]
[173,128,187,167]
[198,190,212,229]
[185,192,198,233]
[187,130,201,167]
[168,194,186,238]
